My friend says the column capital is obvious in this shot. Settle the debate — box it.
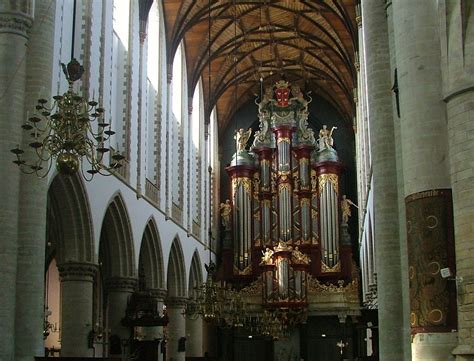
[452,344,474,356]
[166,296,188,308]
[150,288,168,300]
[0,12,33,39]
[58,262,98,283]
[443,83,474,103]
[105,276,137,293]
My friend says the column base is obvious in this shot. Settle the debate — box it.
[412,332,457,361]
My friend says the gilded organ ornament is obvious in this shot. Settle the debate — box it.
[321,260,342,273]
[318,173,339,195]
[220,199,232,231]
[261,247,274,265]
[232,177,252,196]
[311,171,317,191]
[292,247,310,265]
[341,195,357,224]
[253,174,260,194]
[234,128,252,152]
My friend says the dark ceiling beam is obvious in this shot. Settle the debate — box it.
[193,3,346,58]
[189,5,263,89]
[183,2,350,74]
[167,0,196,64]
[190,20,350,95]
[191,26,343,98]
[209,40,350,104]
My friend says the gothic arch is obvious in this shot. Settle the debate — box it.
[47,173,94,264]
[99,192,135,278]
[188,250,203,296]
[167,236,187,297]
[138,217,165,290]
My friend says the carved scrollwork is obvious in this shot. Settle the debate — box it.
[321,260,341,273]
[240,280,262,296]
[233,264,253,276]
[318,173,339,195]
[232,177,252,196]
[308,276,359,297]
[0,13,33,38]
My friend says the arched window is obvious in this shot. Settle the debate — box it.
[145,1,161,185]
[171,43,184,207]
[113,1,130,50]
[190,80,203,227]
[110,0,130,165]
[208,108,219,247]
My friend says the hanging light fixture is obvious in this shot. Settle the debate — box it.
[186,261,224,322]
[185,260,249,328]
[10,0,123,180]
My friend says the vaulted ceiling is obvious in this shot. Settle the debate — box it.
[162,0,358,131]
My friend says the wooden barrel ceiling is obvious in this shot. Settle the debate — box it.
[162,0,358,131]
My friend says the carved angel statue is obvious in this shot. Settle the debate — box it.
[294,175,300,192]
[341,195,358,224]
[261,247,274,265]
[220,199,232,230]
[317,125,337,151]
[292,246,310,264]
[271,172,277,193]
[253,174,260,193]
[234,128,252,152]
[311,173,317,191]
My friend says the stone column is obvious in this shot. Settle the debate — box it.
[58,262,97,357]
[447,91,474,360]
[105,277,137,354]
[166,297,187,361]
[202,321,217,358]
[147,289,167,361]
[14,1,55,360]
[392,1,457,360]
[361,1,406,360]
[385,2,412,360]
[186,316,203,357]
[0,2,33,359]
[440,3,474,359]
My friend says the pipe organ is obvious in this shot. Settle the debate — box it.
[223,80,356,291]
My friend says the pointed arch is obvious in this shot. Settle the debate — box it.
[138,217,165,290]
[99,192,135,278]
[167,236,187,297]
[47,173,94,264]
[188,250,203,297]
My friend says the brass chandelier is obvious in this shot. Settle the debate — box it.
[11,58,123,180]
[186,261,248,328]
